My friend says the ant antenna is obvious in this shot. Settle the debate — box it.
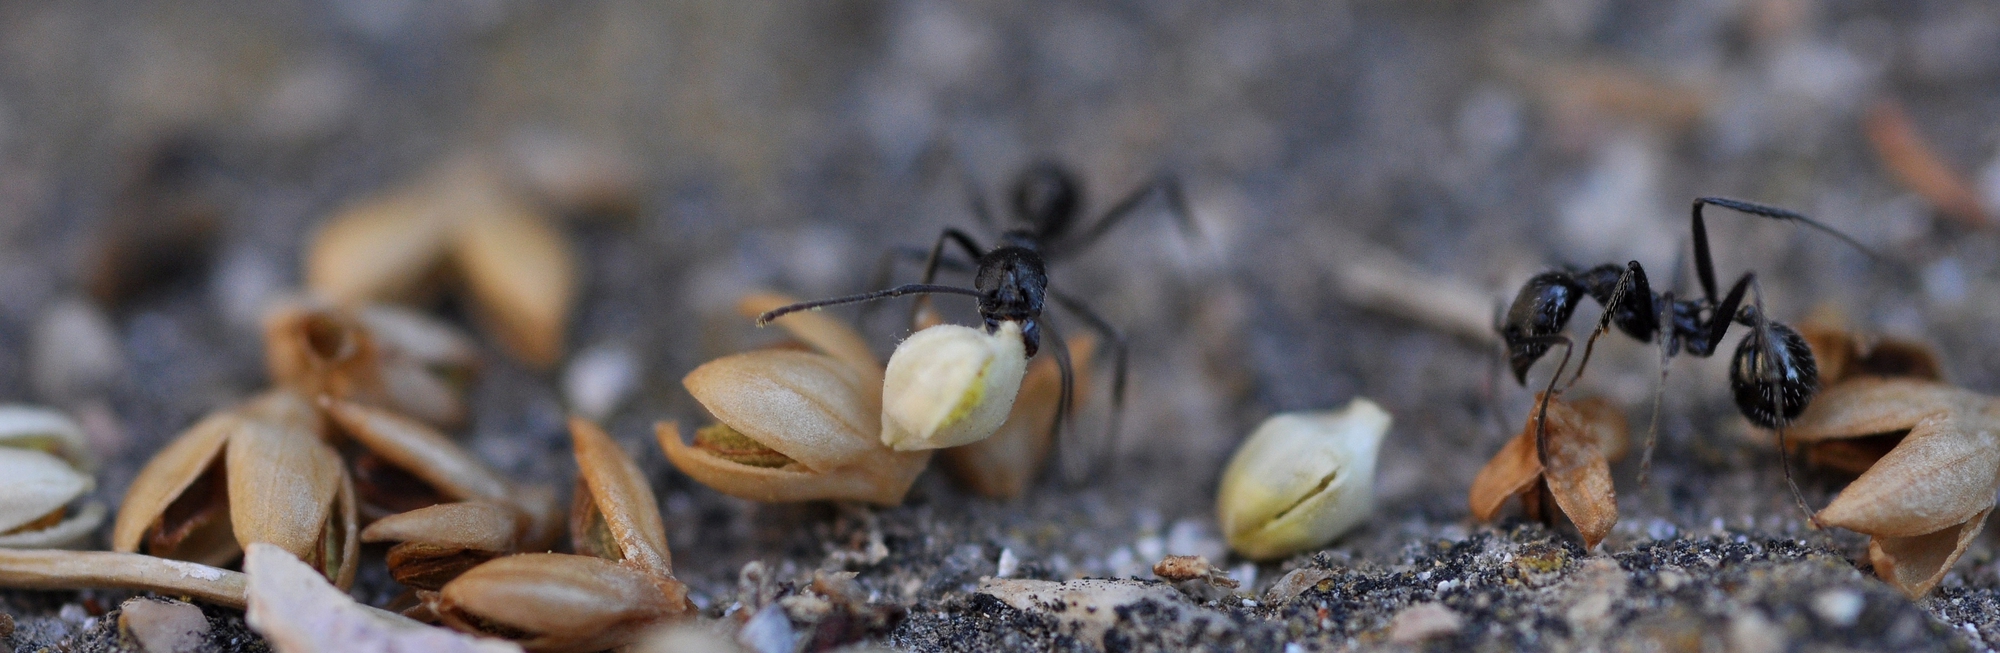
[757,284,985,325]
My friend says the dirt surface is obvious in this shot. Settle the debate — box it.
[5,1,2000,651]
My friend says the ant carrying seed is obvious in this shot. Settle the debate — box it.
[757,160,1197,467]
[1499,197,1879,522]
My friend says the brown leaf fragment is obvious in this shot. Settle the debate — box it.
[1807,435,1906,475]
[1869,508,1991,598]
[1468,424,1542,523]
[1798,321,1943,386]
[1540,403,1618,550]
[1866,99,1993,229]
[1468,395,1621,549]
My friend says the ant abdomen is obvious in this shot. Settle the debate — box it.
[1729,322,1819,429]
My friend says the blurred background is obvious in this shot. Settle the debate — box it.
[3,0,2000,645]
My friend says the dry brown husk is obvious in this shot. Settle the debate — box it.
[942,335,1097,498]
[265,301,480,428]
[317,398,560,551]
[306,158,576,368]
[112,390,358,588]
[1468,395,1625,549]
[663,292,929,505]
[362,502,523,591]
[429,418,692,652]
[1789,376,2000,597]
[0,549,246,608]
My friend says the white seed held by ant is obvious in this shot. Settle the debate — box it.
[1216,398,1392,560]
[880,321,1029,451]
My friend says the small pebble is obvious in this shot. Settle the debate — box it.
[1265,567,1334,603]
[1812,588,1865,626]
[995,548,1019,578]
[563,343,640,421]
[119,598,209,653]
[737,602,794,653]
[1728,610,1786,653]
[1388,602,1463,642]
[29,298,123,402]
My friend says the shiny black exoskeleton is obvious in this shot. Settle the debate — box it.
[1502,197,1868,429]
[758,161,1195,445]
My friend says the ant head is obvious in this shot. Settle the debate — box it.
[1500,272,1586,383]
[1009,161,1082,240]
[1729,321,1818,429]
[972,247,1048,357]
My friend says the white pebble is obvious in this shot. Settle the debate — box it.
[563,343,640,421]
[996,548,1020,578]
[1812,589,1865,627]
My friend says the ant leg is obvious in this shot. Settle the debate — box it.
[1052,173,1199,259]
[909,229,987,328]
[1039,318,1084,483]
[1049,290,1129,454]
[1564,262,1643,391]
[1739,277,1825,529]
[1690,197,1884,303]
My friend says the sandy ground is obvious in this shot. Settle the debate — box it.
[4,1,2000,651]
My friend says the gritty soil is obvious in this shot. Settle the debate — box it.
[5,1,2000,651]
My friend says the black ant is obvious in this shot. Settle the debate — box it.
[756,161,1196,464]
[1500,197,1878,521]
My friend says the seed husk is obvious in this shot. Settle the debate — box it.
[567,418,673,578]
[0,549,246,608]
[363,502,522,591]
[437,554,675,653]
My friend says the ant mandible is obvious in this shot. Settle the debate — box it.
[758,161,1197,453]
[1500,197,1877,518]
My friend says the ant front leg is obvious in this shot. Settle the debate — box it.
[909,228,988,329]
[1053,173,1199,259]
[1037,318,1086,482]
